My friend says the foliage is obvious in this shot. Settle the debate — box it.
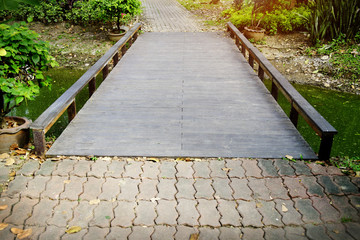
[0,0,39,10]
[331,156,360,173]
[0,22,58,122]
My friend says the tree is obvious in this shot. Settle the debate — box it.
[0,0,39,10]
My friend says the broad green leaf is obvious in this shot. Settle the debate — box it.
[15,96,24,105]
[32,54,40,64]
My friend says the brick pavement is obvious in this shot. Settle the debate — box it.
[0,157,359,239]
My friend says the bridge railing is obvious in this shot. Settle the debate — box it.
[31,23,142,156]
[227,22,337,160]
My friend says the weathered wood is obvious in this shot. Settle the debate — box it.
[249,54,254,68]
[271,81,278,101]
[102,64,109,80]
[318,134,334,160]
[67,100,77,122]
[89,77,96,97]
[33,129,46,157]
[290,104,299,127]
[113,52,119,66]
[258,66,264,81]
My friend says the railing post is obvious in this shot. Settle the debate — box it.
[289,105,299,127]
[121,45,126,56]
[235,37,240,47]
[33,129,46,157]
[103,64,109,80]
[89,77,96,97]
[258,66,264,81]
[113,52,119,66]
[67,100,77,123]
[241,43,246,56]
[318,134,334,160]
[133,31,138,41]
[249,54,254,68]
[271,81,278,101]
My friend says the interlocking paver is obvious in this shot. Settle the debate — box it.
[329,195,360,222]
[0,167,9,184]
[284,226,307,240]
[156,200,178,225]
[176,178,195,199]
[176,161,193,178]
[79,177,104,201]
[293,198,322,224]
[36,160,57,176]
[71,160,92,177]
[242,160,262,178]
[194,178,214,199]
[326,166,343,175]
[83,227,109,240]
[237,200,263,227]
[333,175,359,194]
[60,176,86,201]
[41,176,67,199]
[17,160,39,176]
[29,226,46,240]
[3,175,29,197]
[159,161,176,179]
[212,178,233,200]
[134,201,157,226]
[307,163,328,175]
[242,228,264,240]
[176,199,199,226]
[257,200,283,227]
[26,198,58,226]
[304,223,331,240]
[106,161,125,178]
[257,159,279,177]
[217,199,241,226]
[348,195,360,212]
[209,160,228,178]
[226,159,245,178]
[264,227,286,239]
[47,200,77,227]
[88,159,110,178]
[141,161,160,179]
[193,161,211,178]
[68,201,96,228]
[98,177,121,200]
[174,226,198,240]
[21,175,49,198]
[112,201,136,227]
[274,159,295,176]
[317,175,343,195]
[300,176,325,197]
[265,178,289,199]
[117,178,140,200]
[274,199,302,225]
[326,223,355,240]
[128,226,153,240]
[248,178,271,200]
[106,227,131,240]
[0,197,19,222]
[199,227,220,240]
[290,161,312,176]
[230,178,252,200]
[311,196,340,223]
[197,199,220,227]
[52,159,75,176]
[152,225,176,239]
[5,197,38,225]
[90,201,116,227]
[219,227,241,240]
[123,161,143,178]
[39,225,66,240]
[138,179,158,200]
[283,177,308,198]
[343,222,360,240]
[157,178,176,200]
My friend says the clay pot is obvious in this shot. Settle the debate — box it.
[244,27,265,42]
[0,116,31,152]
[108,30,126,41]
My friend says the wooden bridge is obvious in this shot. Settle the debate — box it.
[31,23,337,160]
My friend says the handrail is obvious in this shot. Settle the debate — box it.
[227,22,337,160]
[31,23,142,156]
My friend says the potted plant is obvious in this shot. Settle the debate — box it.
[0,22,57,152]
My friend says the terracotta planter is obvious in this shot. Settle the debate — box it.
[108,30,126,41]
[0,116,31,152]
[244,27,265,42]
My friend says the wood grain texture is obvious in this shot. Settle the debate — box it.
[47,32,317,159]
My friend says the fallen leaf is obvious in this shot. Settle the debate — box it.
[105,216,111,219]
[17,228,32,239]
[0,153,10,159]
[356,204,360,208]
[15,149,27,155]
[64,180,71,184]
[11,228,24,234]
[150,197,160,203]
[10,143,19,151]
[0,223,8,230]
[356,171,360,178]
[0,205,8,210]
[281,204,288,212]
[148,158,159,162]
[9,171,16,177]
[256,202,263,208]
[333,229,340,234]
[89,199,100,205]
[285,155,293,160]
[222,168,231,172]
[65,226,82,234]
[5,158,15,166]
[189,233,199,240]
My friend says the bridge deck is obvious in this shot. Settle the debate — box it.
[48,32,317,159]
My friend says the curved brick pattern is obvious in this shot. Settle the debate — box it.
[311,196,340,223]
[193,161,211,178]
[26,198,58,226]
[176,199,199,226]
[197,199,220,227]
[290,161,312,176]
[128,226,154,240]
[175,226,198,240]
[242,227,264,240]
[248,178,271,200]
[157,179,177,200]
[83,227,109,240]
[17,160,39,176]
[300,176,325,197]
[0,197,19,222]
[134,201,157,225]
[274,159,295,176]
[60,176,86,201]
[317,175,343,195]
[112,201,136,227]
[155,200,178,225]
[123,161,143,178]
[305,224,331,240]
[152,225,176,239]
[242,160,262,178]
[52,159,75,176]
[237,200,263,227]
[257,200,284,227]
[88,159,110,178]
[138,179,158,200]
[219,227,242,240]
[2,175,29,197]
[265,178,289,200]
[333,175,359,194]
[326,166,343,175]
[79,177,105,201]
[106,161,125,178]
[159,161,176,179]
[284,226,307,240]
[39,225,66,240]
[209,160,228,178]
[176,178,195,199]
[30,226,46,240]
[307,163,328,175]
[283,177,308,198]
[22,175,49,198]
[344,222,360,240]
[194,179,214,199]
[141,161,160,179]
[37,160,57,176]
[257,159,279,177]
[226,159,245,178]
[47,200,77,227]
[326,223,355,240]
[212,178,233,200]
[274,199,302,225]
[176,161,193,178]
[0,167,10,185]
[42,176,67,199]
[294,198,322,224]
[264,227,286,239]
[117,178,140,201]
[98,177,121,200]
[106,227,131,240]
[230,178,252,200]
[217,199,241,226]
[350,177,360,189]
[348,195,360,212]
[330,195,360,222]
[68,201,96,228]
[4,197,38,225]
[90,201,116,227]
[71,160,92,177]
[199,227,220,240]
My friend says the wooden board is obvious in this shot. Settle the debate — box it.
[47,32,317,159]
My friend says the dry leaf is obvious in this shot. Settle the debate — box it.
[15,149,27,155]
[281,204,288,212]
[189,233,199,240]
[148,158,159,162]
[150,197,160,203]
[333,229,340,234]
[222,168,231,172]
[9,171,16,177]
[0,223,8,230]
[17,228,32,239]
[5,158,15,166]
[89,199,100,205]
[11,228,24,234]
[0,153,10,159]
[0,205,8,210]
[10,143,19,151]
[64,180,71,184]
[65,226,82,234]
[356,171,360,177]
[256,202,263,208]
[285,155,293,160]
